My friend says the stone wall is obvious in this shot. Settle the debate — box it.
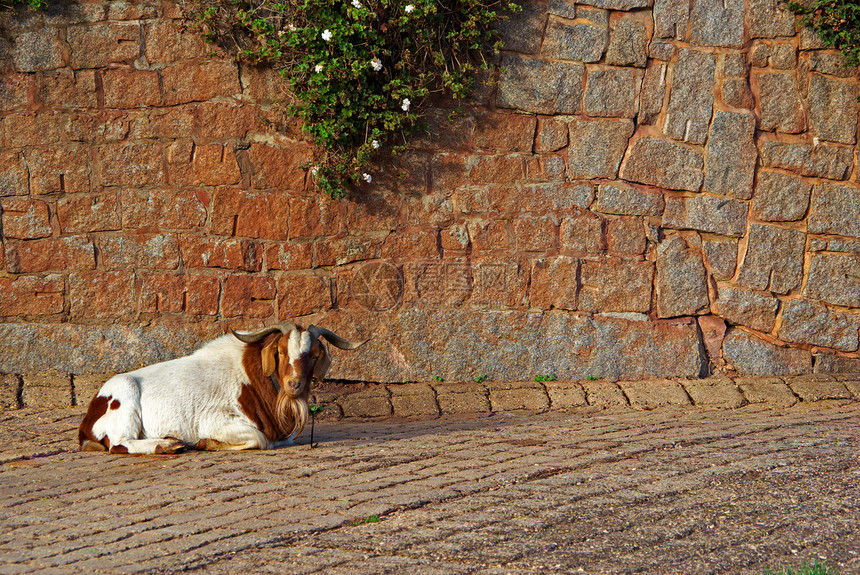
[1,0,860,394]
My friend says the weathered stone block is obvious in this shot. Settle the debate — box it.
[162,60,241,105]
[703,238,738,281]
[808,182,860,239]
[568,118,633,180]
[530,256,578,310]
[737,379,797,407]
[474,112,536,153]
[248,143,311,191]
[560,212,605,255]
[814,355,860,374]
[102,68,161,108]
[122,188,208,230]
[583,67,638,117]
[266,242,315,271]
[0,151,28,197]
[435,382,491,414]
[221,275,276,318]
[99,142,165,187]
[389,383,439,418]
[471,260,529,308]
[211,188,290,241]
[770,43,797,69]
[804,252,860,308]
[1,374,20,409]
[621,137,704,191]
[488,382,549,411]
[638,62,666,125]
[606,12,649,67]
[698,315,727,365]
[808,74,858,145]
[704,111,756,200]
[756,73,805,133]
[25,146,91,195]
[662,195,746,237]
[778,298,860,352]
[683,379,746,408]
[545,381,588,408]
[714,285,778,332]
[752,171,812,222]
[68,23,140,68]
[722,77,754,109]
[513,215,557,251]
[179,236,260,271]
[0,275,64,317]
[542,16,607,63]
[277,275,332,317]
[580,258,653,313]
[144,20,210,64]
[619,379,691,409]
[99,233,181,271]
[56,193,120,234]
[582,380,628,406]
[535,118,569,153]
[1,198,52,239]
[72,374,111,406]
[339,387,392,418]
[13,30,64,72]
[747,0,797,38]
[656,235,708,318]
[139,273,220,316]
[69,272,135,320]
[577,0,651,8]
[663,49,715,144]
[737,224,805,294]
[595,183,664,216]
[5,236,95,273]
[787,377,852,402]
[21,371,72,408]
[723,330,812,376]
[759,141,852,180]
[654,0,688,39]
[498,56,584,114]
[808,51,857,78]
[690,0,744,48]
[606,216,645,254]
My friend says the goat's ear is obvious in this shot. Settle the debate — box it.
[312,341,332,384]
[261,339,279,377]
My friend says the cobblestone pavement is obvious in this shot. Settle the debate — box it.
[1,402,859,575]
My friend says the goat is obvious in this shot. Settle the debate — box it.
[78,322,366,454]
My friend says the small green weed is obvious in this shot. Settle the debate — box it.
[351,514,381,526]
[586,375,598,381]
[762,560,838,575]
[475,374,487,384]
[434,376,444,382]
[309,404,324,448]
[534,374,556,382]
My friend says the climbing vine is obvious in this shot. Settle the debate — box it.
[789,0,860,67]
[183,0,519,197]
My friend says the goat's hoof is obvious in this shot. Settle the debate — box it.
[80,439,107,452]
[195,438,220,451]
[154,440,186,455]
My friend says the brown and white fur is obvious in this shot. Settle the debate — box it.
[78,323,365,454]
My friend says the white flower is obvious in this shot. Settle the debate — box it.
[352,0,362,7]
[371,57,383,71]
[311,166,319,177]
[372,140,380,149]
[362,173,372,183]
[315,64,324,73]
[405,4,414,12]
[321,29,332,41]
[401,98,411,111]
[288,24,296,31]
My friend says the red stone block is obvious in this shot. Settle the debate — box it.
[122,188,208,230]
[102,68,162,108]
[1,199,52,240]
[380,228,440,260]
[560,212,605,255]
[222,275,276,318]
[2,112,64,147]
[0,74,31,112]
[186,276,221,315]
[69,271,135,319]
[514,215,557,251]
[57,193,120,234]
[580,258,654,313]
[192,144,242,186]
[314,236,381,267]
[474,112,536,153]
[0,275,64,316]
[277,275,332,318]
[68,23,140,68]
[138,273,220,315]
[130,107,195,140]
[211,187,290,241]
[431,153,468,193]
[468,219,511,252]
[4,236,95,273]
[99,232,181,271]
[248,143,310,191]
[162,60,241,105]
[37,69,98,109]
[198,102,265,140]
[25,146,91,195]
[144,20,210,64]
[530,256,579,310]
[0,151,30,197]
[606,216,646,255]
[265,242,314,271]
[180,235,262,271]
[469,155,525,184]
[288,195,345,239]
[346,192,399,232]
[472,258,529,307]
[99,142,165,187]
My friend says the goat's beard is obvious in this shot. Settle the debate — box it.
[276,389,309,441]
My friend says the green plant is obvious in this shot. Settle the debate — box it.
[789,0,860,67]
[763,560,838,575]
[0,0,47,10]
[309,404,324,447]
[586,375,598,381]
[434,375,444,382]
[475,374,487,383]
[534,374,555,382]
[185,0,519,197]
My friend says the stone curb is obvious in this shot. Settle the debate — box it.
[2,372,858,418]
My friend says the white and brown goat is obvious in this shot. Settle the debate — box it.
[78,323,365,454]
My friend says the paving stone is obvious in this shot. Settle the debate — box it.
[682,379,746,408]
[583,67,638,117]
[807,73,858,145]
[759,141,853,180]
[621,137,704,192]
[808,182,860,239]
[751,170,813,222]
[0,373,20,409]
[434,382,491,414]
[714,284,778,333]
[581,380,628,406]
[339,387,392,418]
[704,110,756,200]
[20,371,73,408]
[787,376,853,402]
[723,330,813,376]
[663,49,715,144]
[804,252,860,308]
[756,72,806,133]
[619,379,691,409]
[389,383,440,418]
[655,235,708,318]
[690,0,744,48]
[567,118,633,180]
[737,223,805,294]
[662,194,746,237]
[544,381,588,408]
[542,15,607,63]
[497,56,584,114]
[703,238,738,281]
[778,298,860,352]
[735,378,797,407]
[488,382,549,411]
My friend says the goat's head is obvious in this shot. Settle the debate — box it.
[233,322,367,440]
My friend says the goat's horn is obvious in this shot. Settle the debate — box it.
[232,321,297,344]
[307,325,368,350]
